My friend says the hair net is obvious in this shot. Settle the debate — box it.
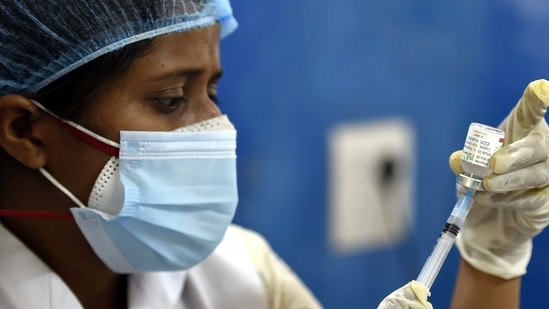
[0,0,237,96]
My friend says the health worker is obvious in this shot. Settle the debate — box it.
[0,1,320,308]
[0,1,549,309]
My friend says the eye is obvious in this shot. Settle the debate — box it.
[153,96,187,112]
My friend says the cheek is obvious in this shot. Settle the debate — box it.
[46,126,113,204]
[76,97,140,141]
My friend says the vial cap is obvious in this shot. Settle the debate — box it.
[457,174,484,191]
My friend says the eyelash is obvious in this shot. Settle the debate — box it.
[155,93,220,106]
[154,97,187,110]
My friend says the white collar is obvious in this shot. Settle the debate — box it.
[0,223,267,309]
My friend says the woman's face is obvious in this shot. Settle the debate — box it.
[81,24,223,139]
[44,24,223,205]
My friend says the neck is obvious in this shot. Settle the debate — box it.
[0,161,127,308]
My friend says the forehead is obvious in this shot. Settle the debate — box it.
[82,23,222,116]
[126,24,221,80]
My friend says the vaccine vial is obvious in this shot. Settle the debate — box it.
[458,123,505,191]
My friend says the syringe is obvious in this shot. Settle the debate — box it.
[416,123,505,291]
[416,188,475,290]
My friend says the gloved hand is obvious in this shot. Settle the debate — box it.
[450,79,549,279]
[377,281,432,309]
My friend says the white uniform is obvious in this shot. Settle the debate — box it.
[0,223,321,309]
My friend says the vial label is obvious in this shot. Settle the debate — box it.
[461,123,505,169]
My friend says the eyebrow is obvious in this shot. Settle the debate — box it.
[148,68,224,82]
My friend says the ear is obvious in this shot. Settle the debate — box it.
[0,95,47,169]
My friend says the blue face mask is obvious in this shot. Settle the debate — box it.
[33,102,238,273]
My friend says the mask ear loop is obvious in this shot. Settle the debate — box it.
[0,169,80,220]
[29,100,119,208]
[30,100,120,157]
[26,101,114,214]
[0,100,120,219]
[0,169,83,218]
[38,168,86,208]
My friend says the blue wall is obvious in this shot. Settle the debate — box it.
[219,1,549,308]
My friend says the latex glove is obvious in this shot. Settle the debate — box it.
[377,281,433,309]
[450,79,549,279]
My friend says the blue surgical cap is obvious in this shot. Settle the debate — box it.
[0,0,237,96]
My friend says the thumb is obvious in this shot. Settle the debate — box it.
[449,150,464,175]
[502,79,549,144]
[408,281,432,308]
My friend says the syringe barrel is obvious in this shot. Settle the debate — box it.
[416,190,475,290]
[416,232,456,290]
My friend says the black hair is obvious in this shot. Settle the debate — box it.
[26,39,154,120]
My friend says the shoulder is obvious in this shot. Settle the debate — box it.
[224,224,276,266]
[224,224,323,309]
[226,224,271,250]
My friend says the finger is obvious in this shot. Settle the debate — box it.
[449,150,464,175]
[489,130,547,174]
[409,281,432,308]
[483,160,549,192]
[502,79,549,143]
[472,188,549,214]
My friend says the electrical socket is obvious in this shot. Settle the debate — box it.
[328,118,415,254]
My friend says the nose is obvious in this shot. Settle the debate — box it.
[198,95,222,120]
[182,95,222,126]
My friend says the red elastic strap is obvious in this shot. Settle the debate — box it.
[53,118,119,157]
[0,209,74,220]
